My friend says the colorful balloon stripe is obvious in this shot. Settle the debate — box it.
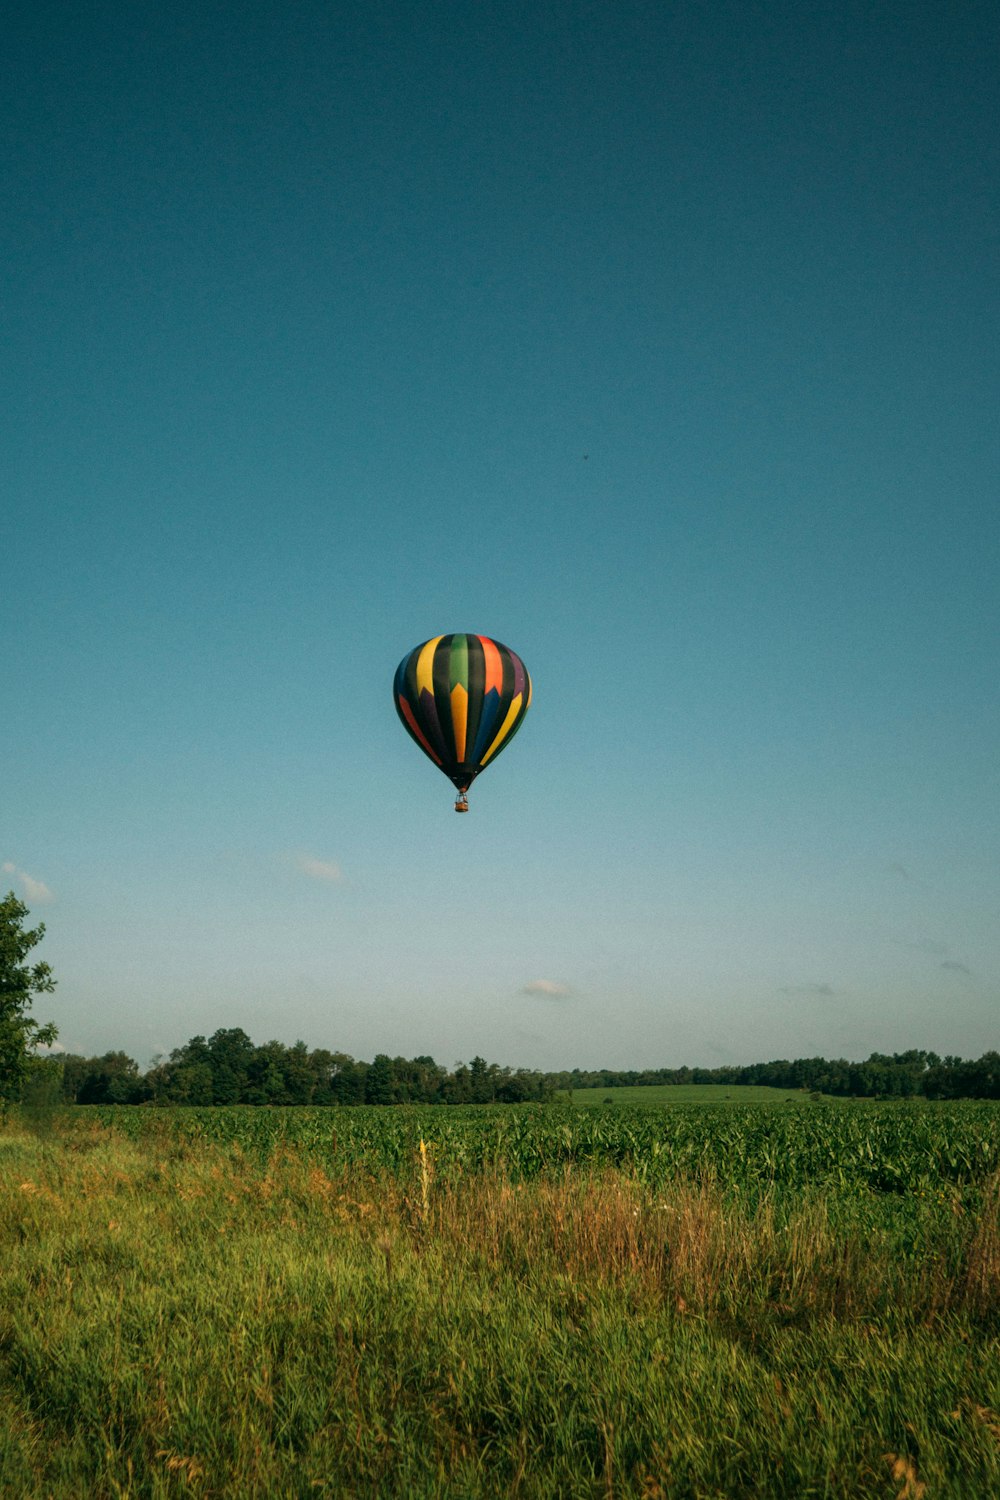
[479,634,503,694]
[393,634,532,797]
[470,687,502,765]
[480,691,524,765]
[398,697,442,764]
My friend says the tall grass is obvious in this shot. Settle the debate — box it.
[1,1115,998,1497]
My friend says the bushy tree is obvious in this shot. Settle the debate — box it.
[0,891,58,1106]
[76,1051,146,1104]
[365,1053,396,1104]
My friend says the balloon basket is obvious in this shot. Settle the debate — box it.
[454,792,469,813]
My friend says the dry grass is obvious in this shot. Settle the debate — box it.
[1,1119,999,1497]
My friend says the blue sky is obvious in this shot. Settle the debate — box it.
[3,0,997,1070]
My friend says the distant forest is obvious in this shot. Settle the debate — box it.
[28,1034,1000,1106]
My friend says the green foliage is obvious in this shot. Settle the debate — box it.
[1,1111,999,1497]
[62,1033,551,1108]
[70,1098,1000,1194]
[550,1049,960,1097]
[56,1035,1000,1108]
[0,891,57,1106]
[60,1051,144,1104]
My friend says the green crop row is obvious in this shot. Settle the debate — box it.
[4,1108,1000,1495]
[56,1099,1000,1195]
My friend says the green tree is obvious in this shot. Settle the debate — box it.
[469,1055,495,1104]
[245,1039,292,1105]
[443,1063,472,1104]
[169,1062,214,1105]
[206,1027,256,1104]
[75,1051,145,1104]
[280,1040,317,1105]
[365,1053,396,1104]
[0,891,58,1106]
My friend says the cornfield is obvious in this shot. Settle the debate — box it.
[5,1099,1000,1496]
[69,1099,1000,1195]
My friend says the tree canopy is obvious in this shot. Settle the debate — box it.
[0,891,57,1105]
[35,1036,1000,1108]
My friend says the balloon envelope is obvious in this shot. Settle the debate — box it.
[393,634,532,794]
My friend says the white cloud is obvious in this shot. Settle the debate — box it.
[2,862,54,902]
[522,978,573,998]
[295,854,344,884]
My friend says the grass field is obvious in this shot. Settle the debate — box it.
[2,1103,999,1497]
[569,1084,816,1106]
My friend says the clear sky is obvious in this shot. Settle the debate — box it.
[4,0,997,1071]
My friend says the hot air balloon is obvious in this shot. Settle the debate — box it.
[393,634,532,811]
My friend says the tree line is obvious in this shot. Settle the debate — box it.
[545,1050,1000,1101]
[31,1038,1000,1106]
[37,1031,552,1107]
[3,891,998,1108]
